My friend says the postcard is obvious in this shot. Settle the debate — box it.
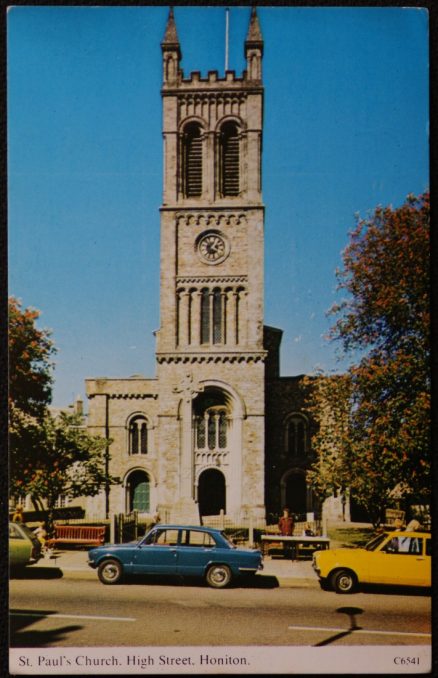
[8,4,431,675]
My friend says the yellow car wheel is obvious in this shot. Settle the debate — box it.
[331,569,357,594]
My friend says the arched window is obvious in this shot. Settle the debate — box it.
[193,390,229,453]
[127,470,150,513]
[129,416,148,455]
[220,121,240,196]
[196,407,228,451]
[285,414,308,457]
[183,122,203,197]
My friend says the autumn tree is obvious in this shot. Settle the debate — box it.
[303,372,352,503]
[9,297,115,523]
[9,296,55,417]
[307,192,430,525]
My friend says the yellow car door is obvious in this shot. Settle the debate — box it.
[371,535,428,587]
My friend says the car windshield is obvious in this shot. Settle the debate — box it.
[365,533,388,551]
[220,531,237,549]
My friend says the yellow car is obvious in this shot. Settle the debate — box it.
[313,530,431,593]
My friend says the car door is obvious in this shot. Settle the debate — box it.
[176,529,217,576]
[131,528,180,575]
[370,535,426,586]
[9,523,31,567]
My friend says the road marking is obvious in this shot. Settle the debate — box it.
[11,612,135,622]
[288,625,431,638]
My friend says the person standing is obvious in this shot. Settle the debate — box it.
[278,508,294,535]
[278,508,295,559]
[12,505,24,523]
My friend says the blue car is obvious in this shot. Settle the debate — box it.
[88,524,263,588]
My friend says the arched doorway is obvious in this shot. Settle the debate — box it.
[198,469,226,516]
[284,472,306,518]
[126,470,150,513]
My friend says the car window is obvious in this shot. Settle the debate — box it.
[155,529,179,546]
[143,528,180,546]
[180,530,215,547]
[365,533,388,551]
[9,524,24,539]
[383,536,423,555]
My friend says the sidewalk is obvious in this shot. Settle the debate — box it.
[33,549,318,588]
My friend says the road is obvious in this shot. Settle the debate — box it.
[10,574,431,648]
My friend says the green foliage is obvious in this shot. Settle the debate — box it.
[10,409,115,511]
[305,192,430,526]
[9,297,116,519]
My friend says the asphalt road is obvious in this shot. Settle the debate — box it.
[10,574,431,648]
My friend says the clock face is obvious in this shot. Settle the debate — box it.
[197,232,229,264]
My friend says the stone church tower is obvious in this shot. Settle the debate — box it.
[85,8,325,527]
[156,8,266,523]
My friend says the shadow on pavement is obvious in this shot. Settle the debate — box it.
[107,573,279,589]
[10,608,82,647]
[10,567,63,580]
[314,606,364,647]
[359,584,430,597]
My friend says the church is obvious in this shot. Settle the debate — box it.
[85,8,326,526]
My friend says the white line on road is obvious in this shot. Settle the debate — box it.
[11,612,136,622]
[288,625,431,638]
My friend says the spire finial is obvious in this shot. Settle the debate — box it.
[162,7,180,49]
[245,6,263,48]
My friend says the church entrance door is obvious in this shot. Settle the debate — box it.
[198,469,226,517]
[127,470,150,513]
[285,472,306,518]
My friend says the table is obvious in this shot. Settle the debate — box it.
[261,534,330,560]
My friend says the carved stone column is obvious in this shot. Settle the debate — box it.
[179,290,190,347]
[173,373,204,500]
[195,290,202,346]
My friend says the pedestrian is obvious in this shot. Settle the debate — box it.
[278,508,294,535]
[278,508,295,560]
[12,505,24,523]
[33,522,48,552]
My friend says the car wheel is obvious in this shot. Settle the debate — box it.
[98,559,123,585]
[331,569,357,594]
[206,564,232,589]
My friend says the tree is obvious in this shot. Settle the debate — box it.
[8,297,55,417]
[307,192,430,525]
[303,372,352,502]
[9,297,115,525]
[10,410,113,527]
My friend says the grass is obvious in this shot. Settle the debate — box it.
[327,527,375,549]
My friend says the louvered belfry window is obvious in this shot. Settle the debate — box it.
[184,123,203,197]
[220,122,240,196]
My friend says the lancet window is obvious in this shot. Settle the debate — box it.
[285,414,309,457]
[219,121,240,197]
[129,416,148,455]
[183,122,203,197]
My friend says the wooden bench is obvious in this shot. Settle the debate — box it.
[46,525,106,548]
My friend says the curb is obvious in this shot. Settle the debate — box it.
[32,565,319,588]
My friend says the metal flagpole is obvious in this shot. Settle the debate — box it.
[225,7,229,72]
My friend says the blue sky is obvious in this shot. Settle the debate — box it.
[8,6,429,407]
